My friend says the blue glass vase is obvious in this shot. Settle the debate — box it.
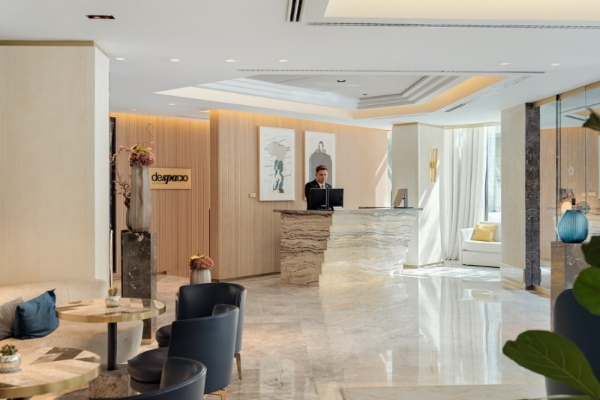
[557,210,588,243]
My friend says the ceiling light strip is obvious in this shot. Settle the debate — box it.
[445,76,531,112]
[238,69,544,74]
[308,22,600,29]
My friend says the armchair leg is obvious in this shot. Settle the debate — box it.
[235,352,242,380]
[209,389,227,400]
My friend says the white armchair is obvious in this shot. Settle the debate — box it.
[459,222,502,267]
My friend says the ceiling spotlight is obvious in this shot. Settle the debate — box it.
[169,103,176,106]
[115,57,126,61]
[551,63,561,66]
[225,59,236,63]
[170,58,181,62]
[500,62,511,66]
[279,59,289,63]
[86,15,115,20]
[337,79,346,83]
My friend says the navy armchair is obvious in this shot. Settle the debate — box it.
[129,304,239,400]
[119,357,206,400]
[155,282,246,379]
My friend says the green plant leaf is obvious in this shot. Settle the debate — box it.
[582,236,600,268]
[583,108,600,132]
[573,267,600,316]
[503,330,600,399]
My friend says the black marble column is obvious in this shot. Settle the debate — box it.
[121,231,157,343]
[525,103,541,288]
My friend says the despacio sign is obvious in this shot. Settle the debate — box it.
[149,168,192,190]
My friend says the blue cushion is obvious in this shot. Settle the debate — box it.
[13,290,59,339]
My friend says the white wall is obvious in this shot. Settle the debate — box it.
[0,47,7,280]
[500,104,526,287]
[0,44,109,285]
[392,123,444,266]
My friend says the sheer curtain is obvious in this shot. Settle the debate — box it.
[440,126,489,260]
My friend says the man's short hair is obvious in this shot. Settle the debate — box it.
[315,165,328,173]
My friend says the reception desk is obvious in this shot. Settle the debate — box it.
[274,208,419,286]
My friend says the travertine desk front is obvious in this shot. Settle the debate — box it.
[274,209,419,286]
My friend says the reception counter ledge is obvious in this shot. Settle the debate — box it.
[274,209,419,286]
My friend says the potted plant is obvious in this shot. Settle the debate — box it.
[105,287,121,308]
[0,344,21,373]
[189,253,214,284]
[110,124,156,233]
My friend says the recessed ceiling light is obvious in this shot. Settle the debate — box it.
[170,59,181,62]
[225,59,236,63]
[86,15,115,20]
[115,57,126,61]
[500,62,511,66]
[337,79,346,83]
[169,103,176,106]
[551,63,561,66]
[279,59,289,63]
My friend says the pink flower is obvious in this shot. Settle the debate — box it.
[190,253,214,270]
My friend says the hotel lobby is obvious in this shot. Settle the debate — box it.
[3,1,600,399]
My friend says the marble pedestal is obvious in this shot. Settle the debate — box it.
[121,231,157,344]
[551,241,587,320]
[89,364,134,399]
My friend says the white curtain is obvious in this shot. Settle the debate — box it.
[440,126,490,260]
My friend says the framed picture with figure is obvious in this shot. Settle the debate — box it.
[304,131,335,194]
[259,127,296,201]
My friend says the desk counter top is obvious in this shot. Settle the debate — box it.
[273,208,422,215]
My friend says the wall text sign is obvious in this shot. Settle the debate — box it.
[149,168,192,190]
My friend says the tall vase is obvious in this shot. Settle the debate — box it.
[128,164,152,233]
[557,209,588,243]
[190,269,211,284]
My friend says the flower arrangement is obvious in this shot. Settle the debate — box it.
[190,253,214,270]
[0,344,17,356]
[110,123,156,208]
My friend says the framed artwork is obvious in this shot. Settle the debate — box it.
[305,131,335,189]
[259,127,296,201]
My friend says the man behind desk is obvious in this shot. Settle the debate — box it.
[305,165,332,210]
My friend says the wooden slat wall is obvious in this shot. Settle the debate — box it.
[112,113,210,278]
[540,127,599,259]
[210,110,389,280]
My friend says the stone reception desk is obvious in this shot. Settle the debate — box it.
[274,209,419,286]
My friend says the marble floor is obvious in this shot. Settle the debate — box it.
[37,262,551,400]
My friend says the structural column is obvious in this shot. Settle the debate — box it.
[501,103,541,289]
[0,41,110,285]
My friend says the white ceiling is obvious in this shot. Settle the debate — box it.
[2,0,600,129]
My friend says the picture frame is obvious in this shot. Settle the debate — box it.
[304,131,335,190]
[259,127,296,201]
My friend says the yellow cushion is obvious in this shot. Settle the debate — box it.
[471,224,498,242]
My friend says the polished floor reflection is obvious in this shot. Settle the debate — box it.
[36,262,550,400]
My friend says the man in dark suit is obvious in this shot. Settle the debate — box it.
[305,165,332,210]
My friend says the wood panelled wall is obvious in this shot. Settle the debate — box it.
[210,110,389,280]
[112,113,210,277]
[540,127,599,259]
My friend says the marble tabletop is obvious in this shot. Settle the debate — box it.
[0,346,100,399]
[56,298,166,323]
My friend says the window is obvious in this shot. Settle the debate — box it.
[485,126,501,222]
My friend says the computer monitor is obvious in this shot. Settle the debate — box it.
[308,188,328,210]
[392,188,408,208]
[328,188,344,209]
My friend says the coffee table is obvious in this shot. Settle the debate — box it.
[0,346,101,400]
[56,298,166,371]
